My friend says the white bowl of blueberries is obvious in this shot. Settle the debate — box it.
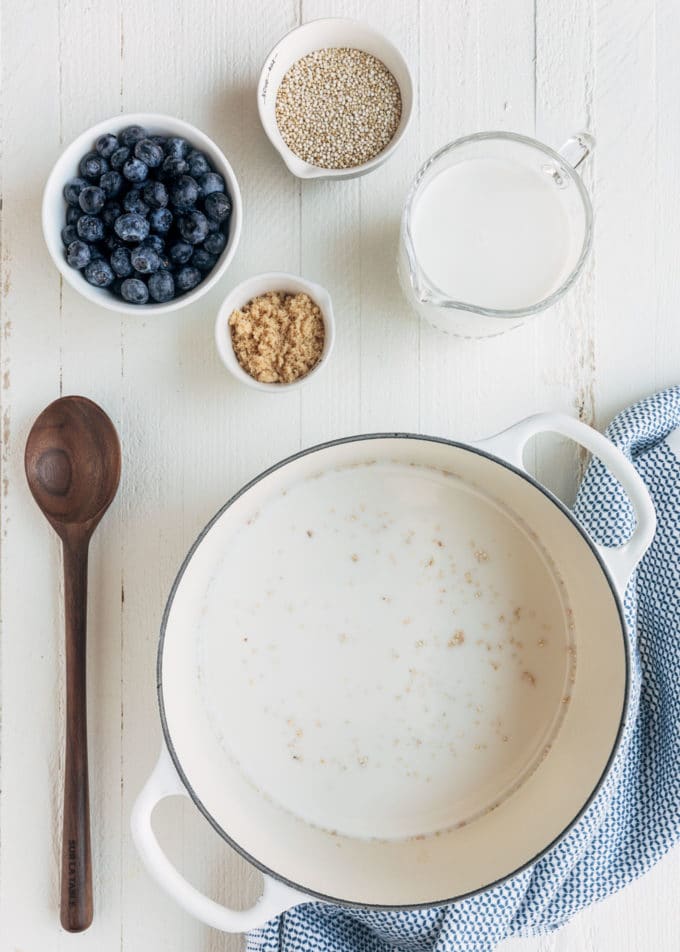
[43,113,242,314]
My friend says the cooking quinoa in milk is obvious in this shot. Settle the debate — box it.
[275,47,402,169]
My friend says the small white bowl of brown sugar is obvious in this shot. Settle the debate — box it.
[215,273,335,392]
[257,18,414,180]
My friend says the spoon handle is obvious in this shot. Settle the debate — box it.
[60,534,93,932]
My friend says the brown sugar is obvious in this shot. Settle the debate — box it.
[229,291,325,384]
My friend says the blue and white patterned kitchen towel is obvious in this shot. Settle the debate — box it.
[247,388,680,952]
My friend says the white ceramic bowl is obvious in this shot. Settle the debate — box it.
[257,18,414,180]
[215,272,335,392]
[42,113,243,315]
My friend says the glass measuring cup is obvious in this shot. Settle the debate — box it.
[398,132,594,338]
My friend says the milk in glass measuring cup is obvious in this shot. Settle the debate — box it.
[399,132,594,338]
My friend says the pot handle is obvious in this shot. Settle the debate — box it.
[131,745,308,933]
[475,412,656,592]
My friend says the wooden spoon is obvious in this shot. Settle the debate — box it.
[24,395,121,932]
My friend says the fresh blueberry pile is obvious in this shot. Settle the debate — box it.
[61,125,232,305]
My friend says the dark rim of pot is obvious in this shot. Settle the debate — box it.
[156,432,631,911]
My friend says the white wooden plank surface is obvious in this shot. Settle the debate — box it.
[1,1,679,950]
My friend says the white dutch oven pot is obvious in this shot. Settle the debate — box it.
[132,414,655,932]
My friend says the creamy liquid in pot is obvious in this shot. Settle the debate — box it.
[410,157,573,310]
[198,461,575,840]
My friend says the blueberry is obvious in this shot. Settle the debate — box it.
[198,172,225,197]
[114,213,149,243]
[168,241,193,265]
[161,156,188,179]
[102,201,122,229]
[96,133,119,158]
[206,218,219,233]
[148,270,175,303]
[123,190,150,217]
[123,157,149,184]
[100,170,124,199]
[151,135,167,148]
[89,244,105,260]
[110,246,133,277]
[61,224,79,246]
[66,240,92,269]
[158,253,172,271]
[110,146,130,170]
[119,125,147,148]
[169,175,199,211]
[130,244,160,274]
[203,229,227,256]
[190,248,217,272]
[64,177,88,206]
[178,210,209,244]
[149,206,173,234]
[66,206,82,226]
[84,258,115,288]
[135,138,164,168]
[143,234,165,254]
[165,137,191,159]
[77,214,105,242]
[104,233,123,252]
[204,192,231,223]
[143,180,168,208]
[187,151,210,178]
[80,152,109,181]
[175,266,201,292]
[78,185,106,215]
[121,277,149,304]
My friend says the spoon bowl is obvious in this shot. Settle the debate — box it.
[25,395,120,933]
[25,396,121,534]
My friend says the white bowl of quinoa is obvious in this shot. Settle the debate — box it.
[215,272,335,392]
[257,18,414,180]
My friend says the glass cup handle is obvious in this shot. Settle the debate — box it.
[558,132,595,170]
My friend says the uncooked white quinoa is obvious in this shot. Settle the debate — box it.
[275,47,402,170]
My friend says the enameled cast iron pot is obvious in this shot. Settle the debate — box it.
[132,413,655,932]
